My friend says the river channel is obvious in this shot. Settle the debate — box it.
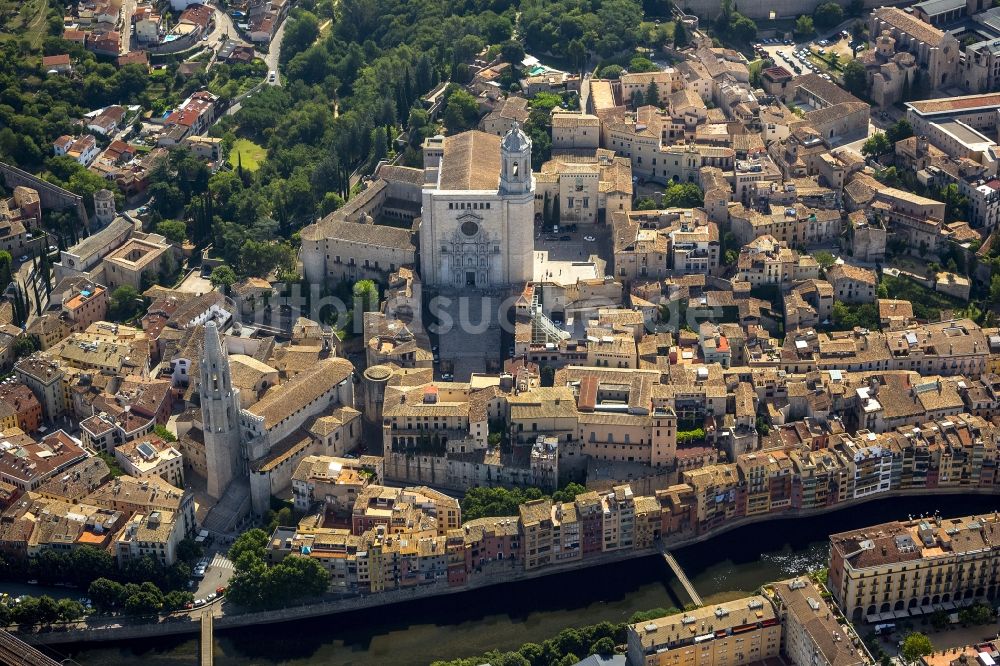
[39,493,1000,666]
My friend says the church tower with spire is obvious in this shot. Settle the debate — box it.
[200,321,243,499]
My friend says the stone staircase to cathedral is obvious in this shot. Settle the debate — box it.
[202,479,252,536]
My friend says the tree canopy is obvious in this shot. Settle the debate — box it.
[861,132,891,158]
[226,528,329,609]
[813,2,844,28]
[662,182,704,208]
[521,0,643,59]
[842,60,868,98]
[442,86,481,133]
[461,484,587,521]
[795,15,815,37]
[900,633,934,664]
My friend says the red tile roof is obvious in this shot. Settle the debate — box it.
[42,54,71,67]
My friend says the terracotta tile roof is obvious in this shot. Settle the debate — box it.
[439,131,501,191]
[873,6,949,47]
[42,54,71,67]
[245,357,354,430]
[908,92,1000,116]
[299,218,416,250]
[826,263,877,286]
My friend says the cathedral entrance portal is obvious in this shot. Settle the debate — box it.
[466,271,476,286]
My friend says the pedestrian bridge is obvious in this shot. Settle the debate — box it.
[0,629,61,665]
[657,541,703,607]
[201,610,213,666]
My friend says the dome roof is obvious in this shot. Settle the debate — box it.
[501,121,530,153]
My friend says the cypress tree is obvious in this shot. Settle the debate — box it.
[32,281,41,317]
[674,20,689,48]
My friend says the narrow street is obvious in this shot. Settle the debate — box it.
[262,16,287,85]
[207,1,251,47]
[119,0,136,54]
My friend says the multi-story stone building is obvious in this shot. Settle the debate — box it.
[626,595,781,666]
[612,209,719,281]
[534,150,632,225]
[829,513,1000,623]
[826,264,878,304]
[734,235,820,289]
[771,578,867,666]
[869,8,961,89]
[14,354,68,421]
[551,112,601,151]
[728,202,841,247]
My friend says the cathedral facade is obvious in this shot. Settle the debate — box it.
[418,124,536,289]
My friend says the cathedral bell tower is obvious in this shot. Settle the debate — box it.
[500,122,532,196]
[200,321,243,499]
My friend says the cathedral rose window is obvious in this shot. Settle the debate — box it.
[461,220,479,237]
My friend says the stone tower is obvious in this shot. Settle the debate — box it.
[200,321,243,499]
[876,31,896,60]
[499,122,535,284]
[500,121,532,196]
[93,189,115,227]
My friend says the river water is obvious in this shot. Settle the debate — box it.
[44,494,1000,666]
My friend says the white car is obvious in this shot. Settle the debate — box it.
[584,235,596,242]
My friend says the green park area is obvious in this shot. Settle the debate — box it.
[0,0,51,48]
[229,139,267,172]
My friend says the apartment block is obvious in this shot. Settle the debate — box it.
[829,513,1000,623]
[627,596,781,666]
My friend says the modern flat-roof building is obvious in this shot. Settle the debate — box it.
[114,434,184,488]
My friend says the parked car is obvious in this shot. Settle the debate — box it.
[560,235,571,241]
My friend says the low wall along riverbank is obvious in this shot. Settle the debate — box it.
[17,487,1000,646]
